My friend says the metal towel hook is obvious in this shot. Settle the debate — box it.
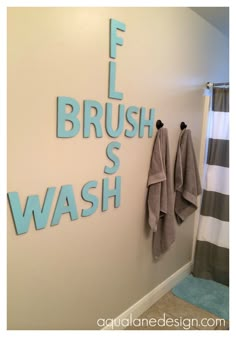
[156,120,164,130]
[180,122,187,130]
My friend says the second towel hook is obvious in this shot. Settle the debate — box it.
[180,122,187,130]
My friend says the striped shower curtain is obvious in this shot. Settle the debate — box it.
[193,87,229,286]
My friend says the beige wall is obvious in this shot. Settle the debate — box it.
[7,7,229,329]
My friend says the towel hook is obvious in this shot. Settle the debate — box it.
[180,122,187,130]
[156,120,164,130]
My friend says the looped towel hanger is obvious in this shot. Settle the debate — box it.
[180,122,187,130]
[156,120,164,129]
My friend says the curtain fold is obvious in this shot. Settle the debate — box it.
[193,87,229,286]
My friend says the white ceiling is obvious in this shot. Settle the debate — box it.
[190,7,229,37]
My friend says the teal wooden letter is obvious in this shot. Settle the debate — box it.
[105,103,124,137]
[83,100,103,138]
[139,107,155,138]
[110,18,126,59]
[108,61,123,100]
[102,176,121,211]
[51,185,78,225]
[57,96,80,138]
[104,141,121,175]
[81,181,98,217]
[7,188,56,235]
[125,106,139,138]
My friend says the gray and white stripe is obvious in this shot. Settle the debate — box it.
[193,87,229,286]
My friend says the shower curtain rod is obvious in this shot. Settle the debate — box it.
[206,81,229,88]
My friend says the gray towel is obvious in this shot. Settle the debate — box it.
[174,129,202,224]
[147,128,175,258]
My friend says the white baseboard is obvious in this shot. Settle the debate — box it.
[103,261,192,330]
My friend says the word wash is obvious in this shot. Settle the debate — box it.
[8,19,156,235]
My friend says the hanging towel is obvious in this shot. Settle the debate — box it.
[174,129,202,224]
[147,128,175,258]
